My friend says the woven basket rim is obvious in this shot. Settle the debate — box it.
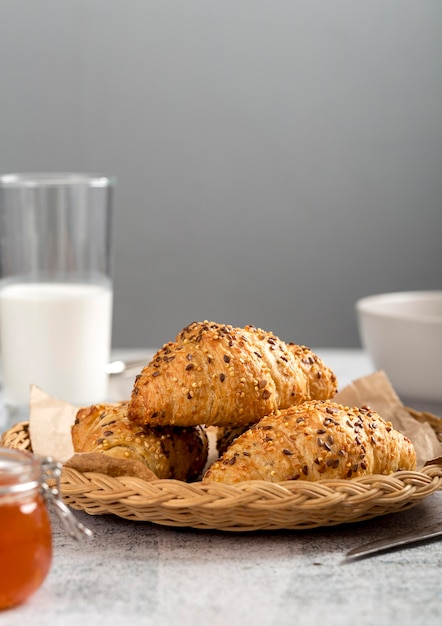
[62,462,442,490]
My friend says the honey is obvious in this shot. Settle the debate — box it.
[0,448,52,610]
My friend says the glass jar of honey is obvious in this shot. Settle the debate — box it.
[0,447,92,610]
[0,448,52,609]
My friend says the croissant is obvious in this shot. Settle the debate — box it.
[128,321,338,428]
[216,425,249,456]
[203,400,416,484]
[71,402,208,481]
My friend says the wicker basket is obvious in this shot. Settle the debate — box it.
[2,413,441,532]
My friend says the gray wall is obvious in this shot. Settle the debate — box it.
[1,0,441,349]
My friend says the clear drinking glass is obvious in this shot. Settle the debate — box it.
[0,173,115,427]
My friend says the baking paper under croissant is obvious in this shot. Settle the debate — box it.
[128,321,338,428]
[203,400,416,484]
[71,402,208,481]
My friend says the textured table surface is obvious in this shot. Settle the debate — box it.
[1,349,441,626]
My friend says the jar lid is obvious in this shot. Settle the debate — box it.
[0,448,40,495]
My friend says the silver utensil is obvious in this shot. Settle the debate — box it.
[345,522,442,560]
[105,358,151,376]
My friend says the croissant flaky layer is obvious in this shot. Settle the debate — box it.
[71,402,208,481]
[128,321,338,427]
[203,400,416,484]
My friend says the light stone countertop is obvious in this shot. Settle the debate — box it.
[1,349,441,626]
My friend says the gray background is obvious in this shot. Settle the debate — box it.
[1,0,441,350]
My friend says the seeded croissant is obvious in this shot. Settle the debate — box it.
[203,400,416,484]
[71,402,208,481]
[128,321,338,428]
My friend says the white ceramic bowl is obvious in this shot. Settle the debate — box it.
[356,291,442,402]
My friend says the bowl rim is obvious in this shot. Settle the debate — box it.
[356,290,442,324]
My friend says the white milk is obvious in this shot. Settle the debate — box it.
[0,281,113,407]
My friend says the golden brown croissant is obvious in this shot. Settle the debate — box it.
[128,321,338,428]
[71,402,208,481]
[216,425,248,456]
[203,400,416,484]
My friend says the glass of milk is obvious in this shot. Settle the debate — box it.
[0,173,115,428]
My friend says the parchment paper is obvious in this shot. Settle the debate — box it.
[29,385,77,462]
